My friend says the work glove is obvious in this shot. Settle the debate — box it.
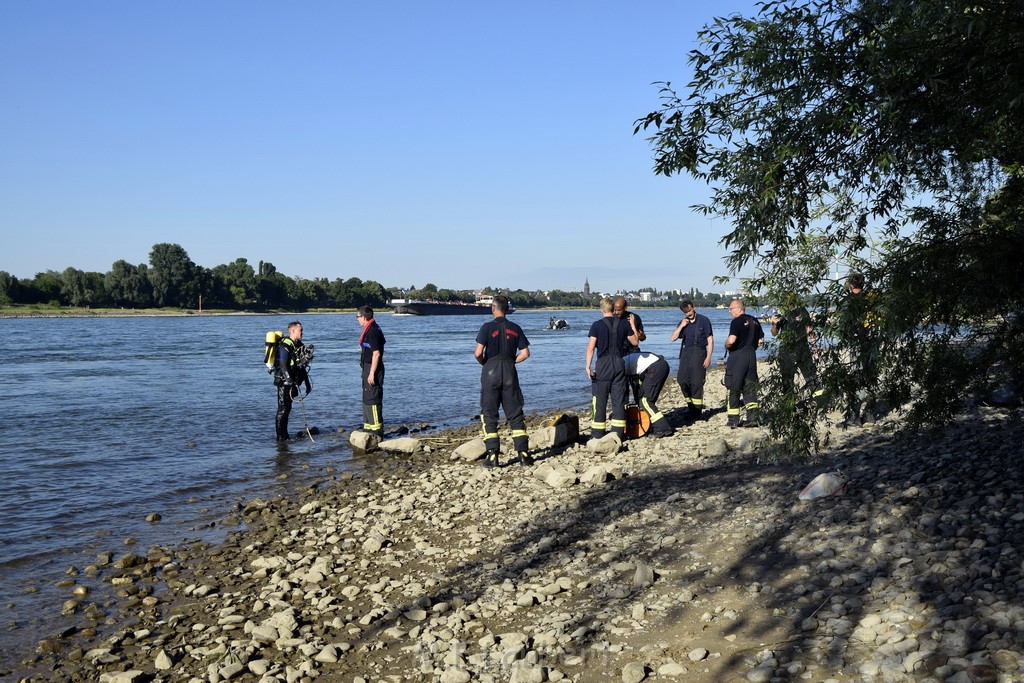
[304,380,313,396]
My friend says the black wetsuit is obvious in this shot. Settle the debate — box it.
[275,338,310,441]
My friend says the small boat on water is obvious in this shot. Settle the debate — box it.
[389,295,515,316]
[548,316,570,330]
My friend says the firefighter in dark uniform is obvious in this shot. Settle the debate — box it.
[724,299,764,428]
[275,321,312,441]
[842,273,879,424]
[586,297,641,439]
[670,299,715,420]
[770,299,823,402]
[624,351,674,437]
[357,306,386,436]
[474,295,531,467]
[614,297,646,403]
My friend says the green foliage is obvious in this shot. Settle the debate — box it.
[210,258,256,307]
[637,0,1024,456]
[0,271,15,306]
[149,243,199,308]
[106,260,153,308]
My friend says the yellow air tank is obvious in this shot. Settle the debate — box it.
[264,331,283,370]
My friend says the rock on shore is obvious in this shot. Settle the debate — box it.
[8,371,1024,682]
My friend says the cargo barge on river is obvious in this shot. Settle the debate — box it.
[388,296,513,316]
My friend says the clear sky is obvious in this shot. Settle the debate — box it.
[1,1,759,294]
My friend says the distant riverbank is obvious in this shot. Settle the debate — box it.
[0,304,714,319]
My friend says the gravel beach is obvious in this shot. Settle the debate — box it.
[6,368,1024,683]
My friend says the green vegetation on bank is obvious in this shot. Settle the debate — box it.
[0,243,730,313]
[637,0,1024,455]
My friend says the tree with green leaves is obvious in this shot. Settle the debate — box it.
[106,260,154,308]
[210,258,256,307]
[149,243,200,308]
[0,271,16,306]
[636,0,1024,455]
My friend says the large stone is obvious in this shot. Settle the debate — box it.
[362,533,389,553]
[581,465,610,484]
[154,649,173,670]
[622,661,647,683]
[534,462,556,481]
[634,563,656,587]
[587,432,622,455]
[379,437,420,454]
[658,661,687,676]
[453,438,488,462]
[701,438,729,458]
[349,431,380,452]
[544,465,579,489]
[529,426,557,449]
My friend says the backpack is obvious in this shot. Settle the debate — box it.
[264,331,283,372]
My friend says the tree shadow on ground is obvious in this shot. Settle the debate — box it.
[341,411,1024,681]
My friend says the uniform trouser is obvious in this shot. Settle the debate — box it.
[677,346,708,413]
[361,363,385,434]
[725,350,759,424]
[780,350,822,400]
[591,355,627,438]
[639,358,672,434]
[479,360,528,453]
[276,384,296,440]
[852,336,878,419]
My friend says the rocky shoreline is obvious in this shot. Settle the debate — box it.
[5,370,1024,682]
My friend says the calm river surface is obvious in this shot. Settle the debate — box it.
[0,307,755,666]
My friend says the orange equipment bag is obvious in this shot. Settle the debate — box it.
[625,404,650,439]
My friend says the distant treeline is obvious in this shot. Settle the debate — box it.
[0,243,729,310]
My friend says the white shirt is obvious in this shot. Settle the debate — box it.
[623,351,663,377]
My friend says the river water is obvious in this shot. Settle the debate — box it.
[0,307,756,667]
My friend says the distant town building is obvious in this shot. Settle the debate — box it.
[583,277,590,295]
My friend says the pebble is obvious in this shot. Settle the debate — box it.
[621,661,646,683]
[7,376,1022,683]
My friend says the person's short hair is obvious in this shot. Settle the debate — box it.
[847,273,866,290]
[729,299,744,310]
[288,321,302,331]
[600,297,614,313]
[679,299,694,311]
[357,306,374,319]
[491,295,510,313]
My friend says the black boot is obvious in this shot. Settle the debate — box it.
[276,415,290,441]
[516,451,534,466]
[482,451,499,468]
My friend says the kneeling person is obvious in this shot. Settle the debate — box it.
[624,351,674,437]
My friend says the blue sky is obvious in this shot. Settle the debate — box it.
[1,1,759,294]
